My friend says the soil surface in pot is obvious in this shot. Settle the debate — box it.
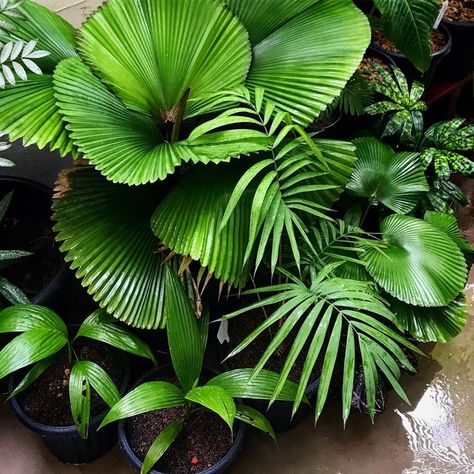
[17,341,123,426]
[127,374,232,474]
[225,310,322,383]
[0,211,62,299]
[444,0,474,23]
[372,29,447,54]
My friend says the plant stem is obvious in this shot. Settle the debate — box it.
[171,88,190,144]
[67,342,73,367]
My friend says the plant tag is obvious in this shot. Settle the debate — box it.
[434,1,449,29]
[217,320,230,344]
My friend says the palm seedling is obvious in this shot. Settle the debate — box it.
[0,305,156,438]
[100,266,300,474]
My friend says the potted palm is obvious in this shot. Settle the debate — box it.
[0,305,156,463]
[101,266,299,474]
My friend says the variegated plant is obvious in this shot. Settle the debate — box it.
[364,65,427,144]
[420,118,474,180]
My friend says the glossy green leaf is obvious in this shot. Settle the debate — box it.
[141,420,184,474]
[151,162,252,288]
[0,276,29,304]
[207,368,302,402]
[185,385,236,432]
[100,381,185,429]
[374,0,439,72]
[53,168,168,329]
[348,138,428,214]
[0,330,67,381]
[245,0,371,125]
[75,309,156,365]
[361,215,467,307]
[9,357,53,398]
[69,361,91,439]
[0,304,67,334]
[165,266,203,393]
[235,403,276,441]
[391,296,468,343]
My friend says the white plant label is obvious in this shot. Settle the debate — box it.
[434,1,449,29]
[217,320,230,344]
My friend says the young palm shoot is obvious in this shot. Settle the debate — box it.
[100,266,300,473]
[0,305,156,438]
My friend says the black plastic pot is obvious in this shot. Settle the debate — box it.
[118,366,247,474]
[371,25,452,90]
[439,18,474,80]
[217,341,338,433]
[0,176,69,308]
[9,349,130,464]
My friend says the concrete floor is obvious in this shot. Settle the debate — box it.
[0,1,473,473]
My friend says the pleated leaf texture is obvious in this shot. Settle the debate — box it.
[361,214,468,307]
[347,138,429,214]
[52,167,170,329]
[1,0,370,185]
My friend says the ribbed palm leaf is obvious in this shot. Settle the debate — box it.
[361,214,467,307]
[420,118,474,179]
[347,138,429,214]
[151,162,253,288]
[2,0,369,185]
[374,0,439,72]
[0,0,76,156]
[391,296,467,343]
[222,267,421,424]
[52,167,169,329]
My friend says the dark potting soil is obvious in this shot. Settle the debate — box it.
[18,341,123,426]
[373,28,448,54]
[444,0,474,23]
[225,309,322,383]
[0,212,62,298]
[127,381,232,474]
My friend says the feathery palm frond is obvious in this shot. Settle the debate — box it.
[222,266,421,425]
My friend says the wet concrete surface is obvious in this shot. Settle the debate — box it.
[0,1,473,473]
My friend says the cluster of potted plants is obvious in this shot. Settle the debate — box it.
[0,0,472,472]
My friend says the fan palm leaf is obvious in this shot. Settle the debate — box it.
[52,167,169,329]
[361,214,467,307]
[0,0,76,156]
[347,138,429,214]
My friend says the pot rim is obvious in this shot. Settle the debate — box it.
[371,23,453,59]
[441,17,474,28]
[8,342,131,434]
[118,365,247,474]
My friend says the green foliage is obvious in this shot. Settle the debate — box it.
[420,119,474,180]
[373,0,439,72]
[0,304,153,437]
[361,214,467,307]
[100,266,298,473]
[221,266,420,425]
[338,72,374,116]
[348,138,429,214]
[365,66,427,143]
[53,168,169,329]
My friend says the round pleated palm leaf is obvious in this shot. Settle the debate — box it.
[0,0,77,156]
[347,138,429,214]
[52,167,169,329]
[361,215,468,307]
[151,162,252,288]
[50,0,369,185]
[390,296,467,343]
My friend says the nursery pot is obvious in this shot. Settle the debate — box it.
[371,24,452,90]
[0,176,69,308]
[118,366,247,474]
[9,344,131,464]
[439,17,474,80]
